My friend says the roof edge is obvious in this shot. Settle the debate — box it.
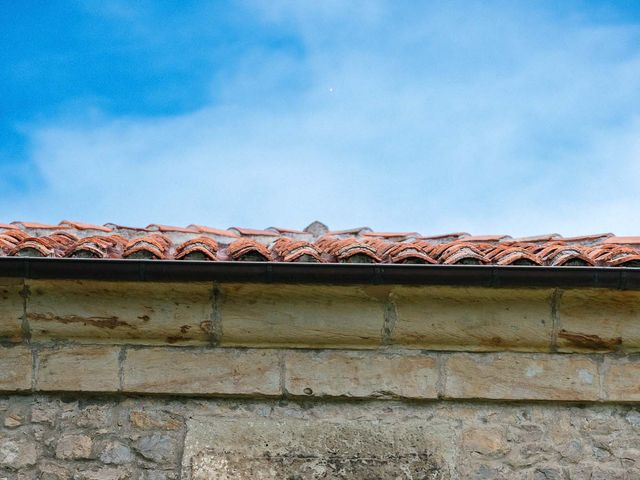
[0,257,638,289]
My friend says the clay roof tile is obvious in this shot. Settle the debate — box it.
[59,220,112,232]
[270,237,322,263]
[225,238,271,261]
[175,237,219,261]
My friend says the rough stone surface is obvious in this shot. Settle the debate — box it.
[55,434,93,460]
[37,346,120,392]
[558,289,640,352]
[0,346,32,392]
[122,348,281,396]
[1,395,640,479]
[284,350,438,398]
[98,441,134,465]
[0,437,37,470]
[603,355,640,400]
[27,279,213,345]
[0,278,25,343]
[134,433,178,464]
[445,352,600,400]
[391,286,554,351]
[218,283,386,348]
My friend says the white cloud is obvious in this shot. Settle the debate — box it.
[5,1,640,235]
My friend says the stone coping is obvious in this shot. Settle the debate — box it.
[1,345,640,402]
[1,278,639,352]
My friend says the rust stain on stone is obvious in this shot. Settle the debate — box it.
[199,321,213,333]
[558,329,622,350]
[29,313,137,330]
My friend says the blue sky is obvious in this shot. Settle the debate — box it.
[2,1,640,235]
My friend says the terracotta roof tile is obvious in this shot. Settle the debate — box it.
[270,237,322,263]
[225,238,271,261]
[123,234,171,259]
[602,236,640,245]
[146,224,198,233]
[316,236,381,263]
[560,233,614,246]
[11,221,67,230]
[460,235,512,243]
[505,234,562,244]
[10,233,77,257]
[188,225,240,238]
[228,227,277,236]
[0,220,638,267]
[418,232,469,243]
[485,245,542,266]
[66,235,127,259]
[538,245,595,266]
[432,243,488,265]
[362,231,420,239]
[59,220,112,232]
[379,241,437,264]
[175,237,219,261]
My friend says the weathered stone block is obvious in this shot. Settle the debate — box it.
[134,433,179,464]
[37,346,120,392]
[445,353,600,401]
[55,433,93,459]
[99,440,134,465]
[558,289,640,352]
[218,284,385,348]
[0,437,37,470]
[462,427,510,458]
[129,410,181,430]
[0,278,24,343]
[0,345,31,391]
[284,350,438,399]
[27,280,213,345]
[183,416,455,479]
[391,286,554,351]
[122,348,281,396]
[603,356,640,401]
[74,467,131,480]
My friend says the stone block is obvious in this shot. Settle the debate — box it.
[0,345,31,391]
[0,278,24,343]
[603,356,640,401]
[122,348,281,396]
[37,346,120,392]
[218,284,385,348]
[558,289,640,352]
[0,437,37,470]
[55,433,93,460]
[284,350,438,399]
[445,353,600,401]
[391,286,554,351]
[183,416,455,479]
[129,410,181,430]
[27,279,213,345]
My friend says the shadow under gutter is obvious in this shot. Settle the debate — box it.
[0,257,639,289]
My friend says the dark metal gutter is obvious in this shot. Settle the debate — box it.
[0,257,639,289]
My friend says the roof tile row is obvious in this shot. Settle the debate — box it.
[1,221,640,267]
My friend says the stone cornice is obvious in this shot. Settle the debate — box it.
[2,276,640,402]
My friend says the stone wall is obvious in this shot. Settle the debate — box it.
[2,395,640,479]
[3,278,640,478]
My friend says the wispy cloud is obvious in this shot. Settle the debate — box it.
[4,1,640,235]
